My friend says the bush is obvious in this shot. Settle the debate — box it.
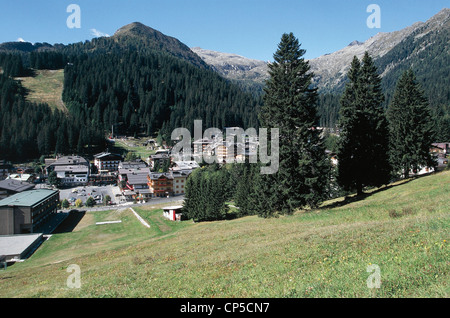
[75,199,83,208]
[85,196,95,207]
[61,199,70,209]
[103,195,111,205]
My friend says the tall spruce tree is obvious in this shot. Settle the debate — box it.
[233,162,260,217]
[387,69,436,178]
[337,52,391,195]
[258,32,330,216]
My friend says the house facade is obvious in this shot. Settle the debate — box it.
[94,152,123,172]
[147,173,174,198]
[148,153,171,171]
[171,170,192,196]
[45,156,90,186]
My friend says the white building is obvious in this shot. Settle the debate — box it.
[45,156,90,186]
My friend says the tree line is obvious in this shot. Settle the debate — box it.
[0,70,105,161]
[0,44,261,162]
[62,49,261,142]
[183,33,438,221]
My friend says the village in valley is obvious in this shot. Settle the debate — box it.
[0,2,449,302]
[1,132,449,242]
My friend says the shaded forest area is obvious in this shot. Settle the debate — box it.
[0,53,105,161]
[62,50,261,141]
[0,46,262,162]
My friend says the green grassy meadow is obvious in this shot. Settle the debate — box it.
[113,138,157,160]
[17,69,66,111]
[0,171,448,298]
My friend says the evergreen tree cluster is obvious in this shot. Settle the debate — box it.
[29,51,66,70]
[183,164,231,222]
[183,162,269,221]
[62,50,260,141]
[337,53,391,195]
[257,33,331,215]
[386,69,436,178]
[337,53,437,195]
[1,51,67,77]
[0,53,29,77]
[0,70,105,161]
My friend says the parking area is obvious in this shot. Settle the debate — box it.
[59,185,122,206]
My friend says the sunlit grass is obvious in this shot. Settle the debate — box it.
[18,69,66,111]
[0,171,448,298]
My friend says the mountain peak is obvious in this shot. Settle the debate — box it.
[191,47,269,84]
[113,22,160,38]
[348,40,363,46]
[111,22,208,69]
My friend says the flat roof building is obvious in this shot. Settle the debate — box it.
[0,189,59,235]
[0,233,44,262]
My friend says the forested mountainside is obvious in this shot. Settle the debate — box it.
[62,49,260,140]
[0,23,262,162]
[0,67,105,161]
[60,22,261,140]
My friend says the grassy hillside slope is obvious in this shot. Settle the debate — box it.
[0,171,449,298]
[16,69,66,111]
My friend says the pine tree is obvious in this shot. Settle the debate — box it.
[233,163,260,217]
[337,53,391,195]
[387,69,436,178]
[258,32,330,216]
[183,169,200,221]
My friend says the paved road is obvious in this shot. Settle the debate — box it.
[36,183,185,210]
[60,194,185,212]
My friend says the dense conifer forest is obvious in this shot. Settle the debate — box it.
[0,52,105,161]
[62,49,261,141]
[0,36,262,162]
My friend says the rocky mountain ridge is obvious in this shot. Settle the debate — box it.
[193,8,449,92]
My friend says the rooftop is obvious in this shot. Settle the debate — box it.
[0,189,58,208]
[163,206,183,210]
[0,179,34,193]
[149,172,174,180]
[0,233,43,261]
[119,161,148,170]
[54,165,89,173]
[94,152,123,160]
[46,156,89,167]
[127,170,151,185]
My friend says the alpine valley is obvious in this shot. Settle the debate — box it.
[0,8,448,162]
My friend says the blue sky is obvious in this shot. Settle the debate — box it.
[1,0,448,61]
